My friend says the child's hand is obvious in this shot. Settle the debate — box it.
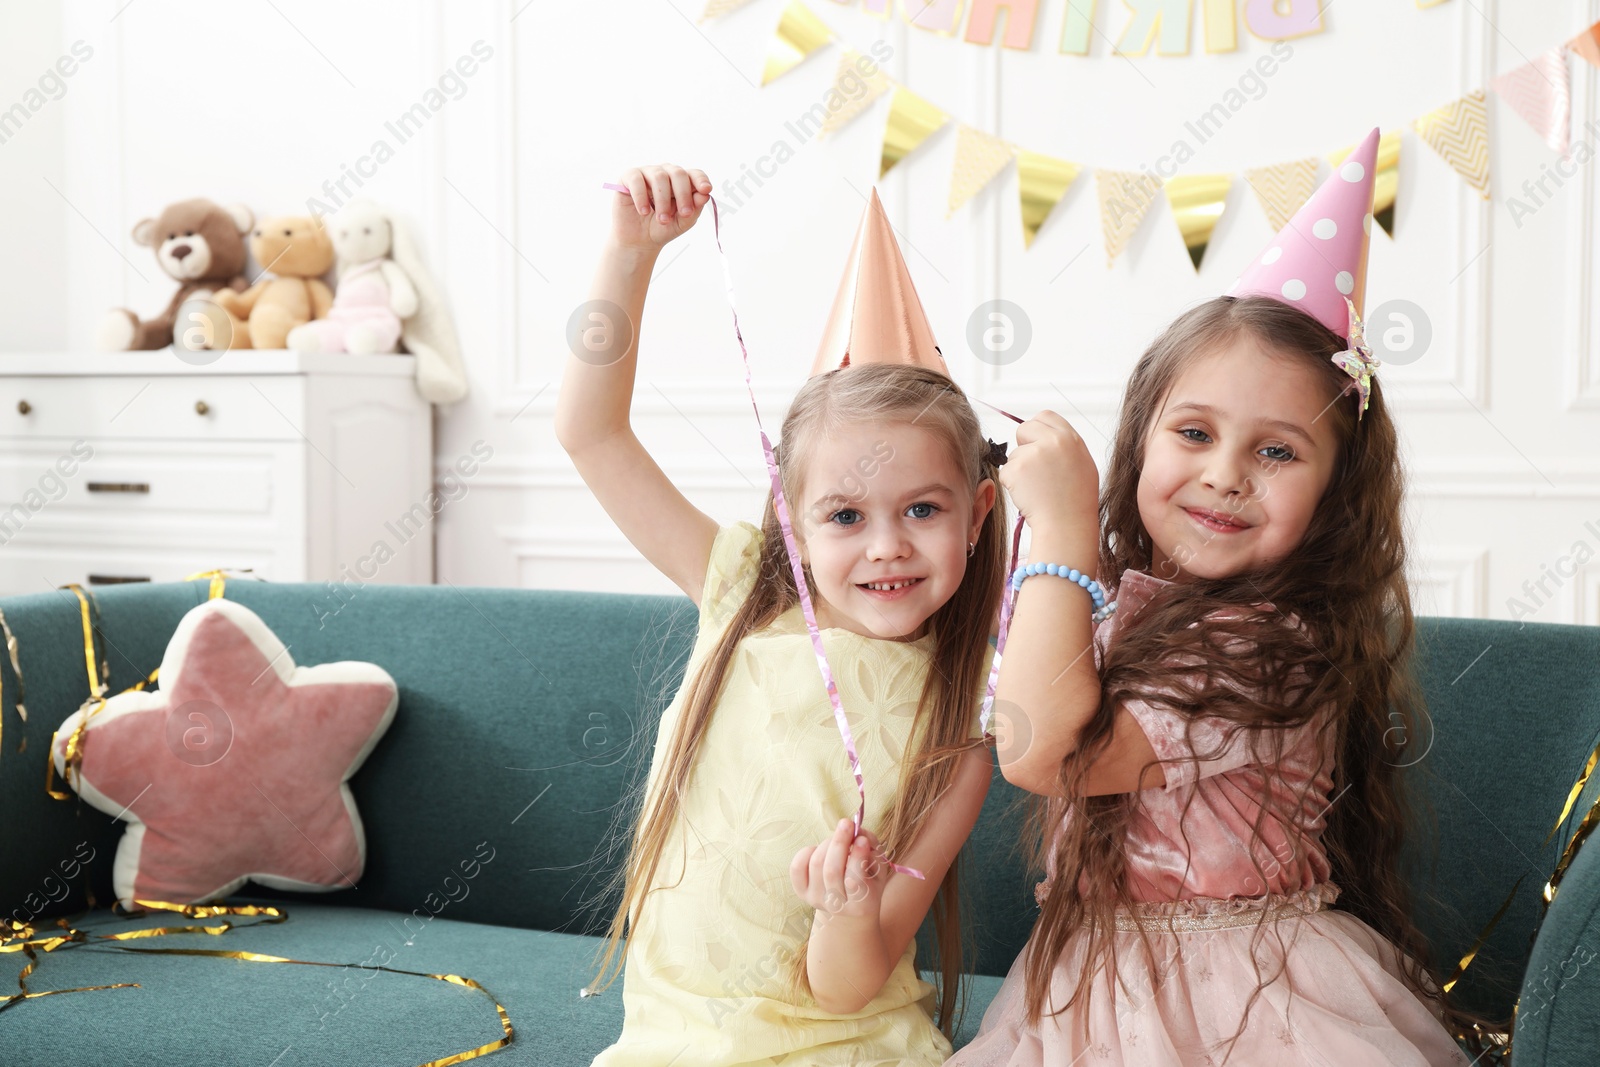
[999,410,1099,535]
[609,164,713,251]
[790,818,889,923]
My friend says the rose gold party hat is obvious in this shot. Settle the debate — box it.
[811,188,949,377]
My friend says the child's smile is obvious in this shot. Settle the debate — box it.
[1139,333,1340,582]
[797,421,993,642]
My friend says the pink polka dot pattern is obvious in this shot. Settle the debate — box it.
[1229,127,1380,340]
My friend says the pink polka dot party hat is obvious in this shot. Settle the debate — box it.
[1228,126,1380,341]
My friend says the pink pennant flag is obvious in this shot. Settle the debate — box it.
[1490,45,1572,157]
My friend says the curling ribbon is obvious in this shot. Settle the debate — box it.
[603,181,920,879]
[45,584,142,801]
[0,901,513,1065]
[969,399,1027,740]
[0,606,25,763]
[1441,730,1600,1065]
[180,566,265,601]
[46,571,257,799]
[599,183,1051,881]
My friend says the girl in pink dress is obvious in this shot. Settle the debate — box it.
[950,131,1474,1066]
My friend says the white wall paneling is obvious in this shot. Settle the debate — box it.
[8,0,1598,618]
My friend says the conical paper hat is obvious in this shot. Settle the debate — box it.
[812,188,948,377]
[1228,127,1380,340]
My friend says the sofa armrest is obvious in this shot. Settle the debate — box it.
[1509,823,1600,1065]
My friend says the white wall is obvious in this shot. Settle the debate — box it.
[0,0,69,350]
[5,0,1599,623]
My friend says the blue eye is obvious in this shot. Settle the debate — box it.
[829,509,861,527]
[1178,428,1294,463]
[907,502,938,520]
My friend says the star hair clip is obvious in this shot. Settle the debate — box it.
[1332,296,1380,422]
[984,438,1009,467]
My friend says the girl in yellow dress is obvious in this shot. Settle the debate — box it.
[558,163,1008,1065]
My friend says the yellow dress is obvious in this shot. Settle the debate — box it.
[590,520,988,1067]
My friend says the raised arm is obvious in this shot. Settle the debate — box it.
[554,164,719,607]
[993,412,1161,796]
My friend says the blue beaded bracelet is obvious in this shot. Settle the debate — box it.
[1010,563,1117,623]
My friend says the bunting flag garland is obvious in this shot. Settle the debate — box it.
[1330,130,1401,238]
[1570,21,1600,68]
[1015,149,1082,248]
[1096,169,1163,266]
[700,0,756,20]
[948,125,1016,216]
[880,86,948,177]
[1413,89,1492,198]
[730,1,1599,265]
[819,50,892,136]
[762,0,833,85]
[1164,172,1233,270]
[1490,46,1572,157]
[1243,158,1320,233]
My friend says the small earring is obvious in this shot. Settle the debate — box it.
[966,541,975,558]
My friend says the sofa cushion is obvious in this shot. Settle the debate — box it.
[47,597,399,909]
[3,900,1001,1062]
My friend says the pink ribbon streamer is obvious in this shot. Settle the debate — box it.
[600,182,1032,881]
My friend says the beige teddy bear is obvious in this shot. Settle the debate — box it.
[209,215,335,349]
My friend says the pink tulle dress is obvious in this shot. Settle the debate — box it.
[947,568,1470,1067]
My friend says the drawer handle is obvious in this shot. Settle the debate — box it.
[88,574,151,585]
[17,399,30,415]
[87,482,150,494]
[195,400,210,415]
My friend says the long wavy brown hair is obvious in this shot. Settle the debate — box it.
[1018,295,1470,1054]
[586,362,1008,1041]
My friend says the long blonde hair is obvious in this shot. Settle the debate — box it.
[586,362,1009,1039]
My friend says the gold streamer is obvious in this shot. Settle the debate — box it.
[1015,149,1081,249]
[46,585,159,799]
[180,566,262,600]
[762,0,834,86]
[880,86,948,178]
[1095,169,1163,267]
[1329,130,1400,238]
[1443,736,1600,996]
[947,125,1015,218]
[818,50,891,137]
[64,584,108,701]
[1164,172,1232,270]
[1413,90,1491,199]
[0,901,513,1065]
[1542,747,1600,905]
[48,569,255,798]
[0,607,24,723]
[1243,157,1319,233]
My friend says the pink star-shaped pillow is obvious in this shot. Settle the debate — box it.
[50,597,398,908]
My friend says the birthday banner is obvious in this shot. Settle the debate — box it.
[705,0,1453,55]
[707,0,1600,270]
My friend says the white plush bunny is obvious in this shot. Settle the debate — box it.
[288,199,468,404]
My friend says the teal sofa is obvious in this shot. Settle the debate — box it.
[1,579,1597,1065]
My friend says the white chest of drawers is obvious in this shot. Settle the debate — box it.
[0,350,434,597]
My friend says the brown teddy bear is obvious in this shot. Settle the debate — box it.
[96,198,253,350]
[208,215,336,349]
